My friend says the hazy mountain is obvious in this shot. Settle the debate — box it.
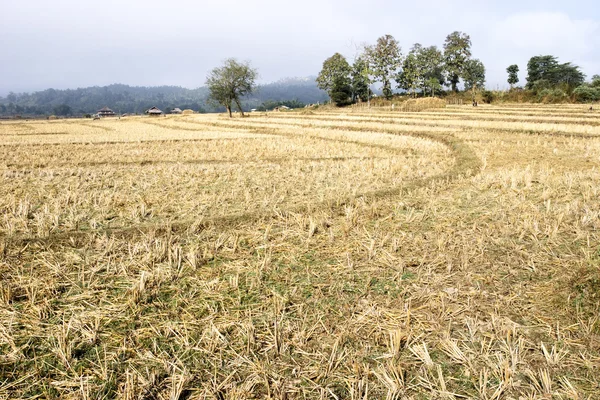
[0,78,328,116]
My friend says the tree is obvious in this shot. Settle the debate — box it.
[553,62,585,90]
[443,31,472,92]
[526,55,584,92]
[351,56,370,102]
[425,78,443,98]
[206,58,258,118]
[463,59,486,101]
[507,64,519,88]
[316,53,351,99]
[420,46,445,97]
[365,34,402,99]
[398,44,423,97]
[526,55,558,89]
[591,75,600,88]
[330,75,353,107]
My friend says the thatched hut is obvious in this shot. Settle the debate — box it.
[146,106,163,116]
[171,108,182,114]
[97,106,116,117]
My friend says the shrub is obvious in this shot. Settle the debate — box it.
[573,86,600,102]
[481,91,495,104]
[538,88,568,103]
[531,79,552,93]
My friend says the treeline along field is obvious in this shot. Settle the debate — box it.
[0,105,599,398]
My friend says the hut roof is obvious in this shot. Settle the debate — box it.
[146,106,163,114]
[172,108,182,113]
[98,106,114,112]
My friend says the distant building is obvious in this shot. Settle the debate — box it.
[146,106,163,116]
[171,108,182,114]
[97,106,116,117]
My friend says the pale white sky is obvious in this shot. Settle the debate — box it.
[1,0,598,94]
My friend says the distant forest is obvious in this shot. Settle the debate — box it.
[0,78,329,117]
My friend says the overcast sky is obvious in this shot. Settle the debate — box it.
[1,0,599,95]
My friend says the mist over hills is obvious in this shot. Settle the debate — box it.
[0,77,329,116]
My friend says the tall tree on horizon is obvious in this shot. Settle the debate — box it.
[443,31,472,92]
[463,59,486,101]
[526,55,585,92]
[507,64,520,88]
[420,46,445,97]
[365,34,403,99]
[398,43,424,97]
[526,55,559,90]
[316,53,352,101]
[206,58,258,118]
[330,75,353,107]
[351,56,370,102]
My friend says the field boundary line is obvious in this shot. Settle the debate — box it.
[242,113,600,139]
[2,156,393,171]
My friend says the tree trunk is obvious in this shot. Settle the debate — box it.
[451,74,459,92]
[234,98,245,117]
[226,105,232,118]
[383,80,392,100]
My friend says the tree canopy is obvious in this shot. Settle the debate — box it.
[463,59,486,100]
[419,46,445,97]
[526,55,585,92]
[330,75,353,107]
[397,44,444,98]
[206,58,258,117]
[316,53,351,99]
[398,44,424,97]
[507,64,519,88]
[443,31,472,92]
[365,34,402,99]
[351,56,370,103]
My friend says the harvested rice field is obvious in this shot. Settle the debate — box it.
[1,105,599,399]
